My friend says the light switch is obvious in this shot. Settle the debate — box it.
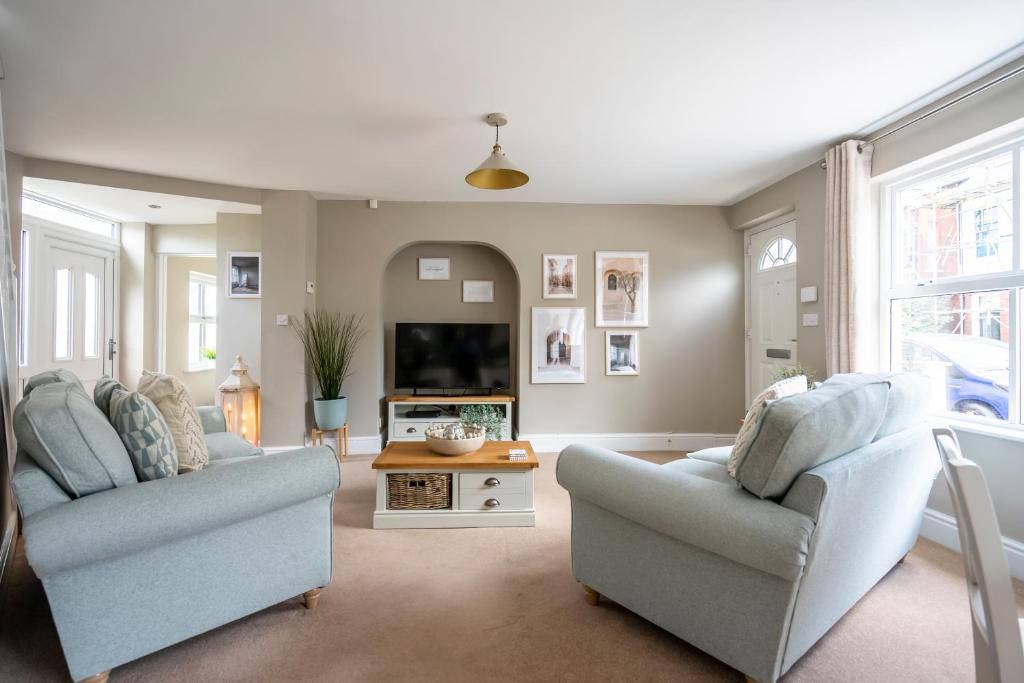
[276,314,289,326]
[800,286,818,303]
[802,313,819,327]
[306,281,315,294]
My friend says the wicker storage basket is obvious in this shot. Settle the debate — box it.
[386,473,452,510]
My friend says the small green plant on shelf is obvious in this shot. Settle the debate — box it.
[202,348,217,361]
[458,404,504,440]
[772,363,816,388]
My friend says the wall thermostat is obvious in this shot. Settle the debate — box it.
[306,281,315,294]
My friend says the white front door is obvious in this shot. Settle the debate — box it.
[21,224,117,395]
[747,221,798,400]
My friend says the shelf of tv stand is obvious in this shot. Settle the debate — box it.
[386,394,516,404]
[386,394,515,443]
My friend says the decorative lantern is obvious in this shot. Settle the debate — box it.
[217,355,261,446]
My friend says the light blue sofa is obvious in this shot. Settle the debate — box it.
[10,372,340,682]
[557,373,939,683]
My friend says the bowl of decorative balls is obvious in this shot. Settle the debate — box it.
[424,422,486,456]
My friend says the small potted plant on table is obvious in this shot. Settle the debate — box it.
[291,311,366,430]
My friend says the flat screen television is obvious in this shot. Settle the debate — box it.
[394,322,510,391]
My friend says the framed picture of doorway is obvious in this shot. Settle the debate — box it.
[228,252,262,298]
[531,307,586,384]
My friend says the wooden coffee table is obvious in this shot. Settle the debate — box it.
[372,440,539,529]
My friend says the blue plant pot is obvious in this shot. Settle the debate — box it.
[313,397,348,430]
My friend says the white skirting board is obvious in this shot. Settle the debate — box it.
[263,435,383,456]
[517,432,736,453]
[919,507,1024,581]
[267,433,735,457]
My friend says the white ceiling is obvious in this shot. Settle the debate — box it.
[1,1,1023,205]
[23,177,261,225]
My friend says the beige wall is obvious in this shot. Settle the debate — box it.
[152,223,216,255]
[163,256,216,404]
[316,201,744,440]
[259,190,317,447]
[382,243,519,397]
[216,213,262,387]
[119,222,154,388]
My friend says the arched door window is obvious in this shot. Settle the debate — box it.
[607,273,618,290]
[759,237,797,271]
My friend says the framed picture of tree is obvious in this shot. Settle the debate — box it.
[595,251,648,327]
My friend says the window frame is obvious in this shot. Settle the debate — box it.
[880,132,1024,432]
[187,271,217,372]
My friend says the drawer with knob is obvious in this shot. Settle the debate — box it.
[459,471,526,494]
[458,491,528,512]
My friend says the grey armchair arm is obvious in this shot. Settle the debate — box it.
[196,404,227,434]
[556,444,815,580]
[24,446,340,576]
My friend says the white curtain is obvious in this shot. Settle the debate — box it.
[0,87,18,562]
[825,139,876,376]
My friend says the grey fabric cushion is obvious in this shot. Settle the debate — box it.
[23,368,83,397]
[11,451,72,518]
[823,372,930,439]
[687,446,732,466]
[734,377,890,499]
[14,383,137,497]
[109,389,179,481]
[196,405,227,434]
[93,376,127,419]
[663,457,734,486]
[204,431,263,461]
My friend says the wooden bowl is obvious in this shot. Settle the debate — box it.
[424,433,486,456]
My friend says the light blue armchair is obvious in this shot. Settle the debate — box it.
[557,373,939,683]
[11,374,340,682]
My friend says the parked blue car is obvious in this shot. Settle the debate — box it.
[903,333,1009,420]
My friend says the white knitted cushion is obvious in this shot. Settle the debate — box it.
[137,371,210,472]
[728,375,807,477]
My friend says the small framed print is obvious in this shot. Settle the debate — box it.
[462,280,494,303]
[418,257,450,280]
[606,330,639,376]
[228,252,261,298]
[543,254,577,299]
[532,307,586,384]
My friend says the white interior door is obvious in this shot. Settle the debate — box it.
[747,221,798,399]
[22,226,116,394]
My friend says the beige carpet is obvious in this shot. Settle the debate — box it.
[2,451,1022,682]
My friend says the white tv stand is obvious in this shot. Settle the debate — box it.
[386,394,515,443]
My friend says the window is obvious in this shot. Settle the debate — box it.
[53,267,72,361]
[188,272,216,370]
[885,140,1021,426]
[759,237,797,271]
[21,192,117,239]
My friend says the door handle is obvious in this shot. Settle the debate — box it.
[107,338,117,361]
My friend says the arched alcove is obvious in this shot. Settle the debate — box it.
[380,241,520,428]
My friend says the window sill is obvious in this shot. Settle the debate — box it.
[185,367,215,374]
[932,416,1024,443]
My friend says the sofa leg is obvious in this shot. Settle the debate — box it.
[79,672,110,683]
[898,552,909,565]
[303,588,322,610]
[744,676,758,683]
[582,584,600,606]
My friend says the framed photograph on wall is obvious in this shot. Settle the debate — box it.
[418,257,450,280]
[542,254,577,299]
[595,251,649,327]
[531,307,586,384]
[462,280,494,303]
[227,252,261,298]
[605,330,639,375]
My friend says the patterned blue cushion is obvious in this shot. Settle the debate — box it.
[109,389,179,481]
[93,376,127,419]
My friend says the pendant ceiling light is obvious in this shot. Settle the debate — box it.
[465,113,529,190]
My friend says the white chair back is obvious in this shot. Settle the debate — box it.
[932,427,1024,683]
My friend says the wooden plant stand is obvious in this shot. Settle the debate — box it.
[311,424,349,460]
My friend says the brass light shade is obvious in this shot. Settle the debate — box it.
[465,113,529,190]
